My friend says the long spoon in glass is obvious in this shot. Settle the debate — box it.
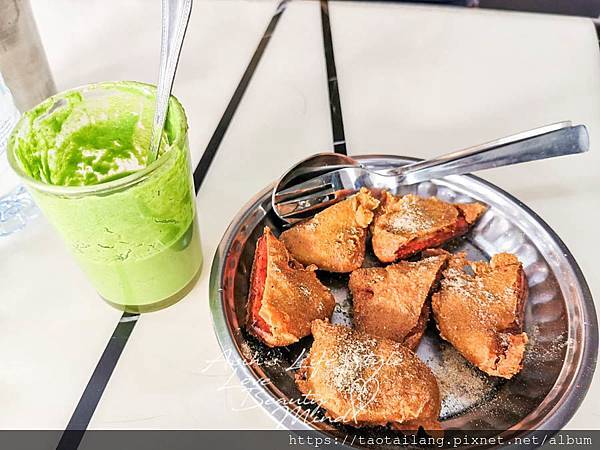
[147,0,193,164]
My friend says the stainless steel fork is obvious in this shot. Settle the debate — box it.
[273,121,589,222]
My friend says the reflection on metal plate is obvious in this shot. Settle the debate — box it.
[209,155,597,442]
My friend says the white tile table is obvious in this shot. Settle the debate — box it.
[1,0,598,441]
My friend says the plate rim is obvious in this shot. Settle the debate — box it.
[208,154,598,434]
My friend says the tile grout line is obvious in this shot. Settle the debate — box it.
[320,0,347,155]
[57,2,289,449]
[194,0,290,193]
[57,312,139,450]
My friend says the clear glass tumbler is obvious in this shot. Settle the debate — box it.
[8,81,202,312]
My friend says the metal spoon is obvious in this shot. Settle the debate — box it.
[147,0,193,164]
[273,121,589,223]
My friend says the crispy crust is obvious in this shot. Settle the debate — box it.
[402,302,431,352]
[431,252,529,378]
[349,254,449,349]
[295,320,441,430]
[246,228,336,347]
[371,193,487,263]
[280,188,380,273]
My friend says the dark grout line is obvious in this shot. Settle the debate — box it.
[320,0,347,155]
[57,312,139,450]
[194,0,290,193]
[58,2,290,448]
[594,19,600,46]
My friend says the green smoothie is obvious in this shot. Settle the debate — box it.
[8,81,202,312]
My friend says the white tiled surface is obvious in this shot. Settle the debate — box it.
[1,0,284,430]
[0,216,120,429]
[88,0,331,430]
[328,2,600,428]
[1,0,598,431]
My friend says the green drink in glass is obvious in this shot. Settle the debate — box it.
[8,81,202,312]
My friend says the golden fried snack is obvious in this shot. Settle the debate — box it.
[431,252,528,378]
[371,192,487,263]
[246,227,335,347]
[349,254,449,349]
[280,188,379,273]
[296,320,441,430]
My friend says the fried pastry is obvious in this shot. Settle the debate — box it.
[431,252,528,378]
[280,188,379,273]
[246,227,335,347]
[349,254,449,349]
[371,192,487,263]
[296,320,441,430]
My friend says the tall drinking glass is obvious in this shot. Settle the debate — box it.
[8,81,202,312]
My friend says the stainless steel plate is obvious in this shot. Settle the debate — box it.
[209,155,597,440]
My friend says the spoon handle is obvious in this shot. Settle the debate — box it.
[392,122,589,185]
[147,0,193,164]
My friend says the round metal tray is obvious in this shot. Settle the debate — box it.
[209,155,597,441]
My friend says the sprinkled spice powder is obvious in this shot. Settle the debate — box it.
[319,329,407,411]
[333,227,361,256]
[298,284,311,297]
[388,209,434,234]
[523,326,572,370]
[329,333,379,401]
[440,266,516,323]
[427,343,496,417]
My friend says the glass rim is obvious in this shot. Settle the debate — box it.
[7,80,188,197]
